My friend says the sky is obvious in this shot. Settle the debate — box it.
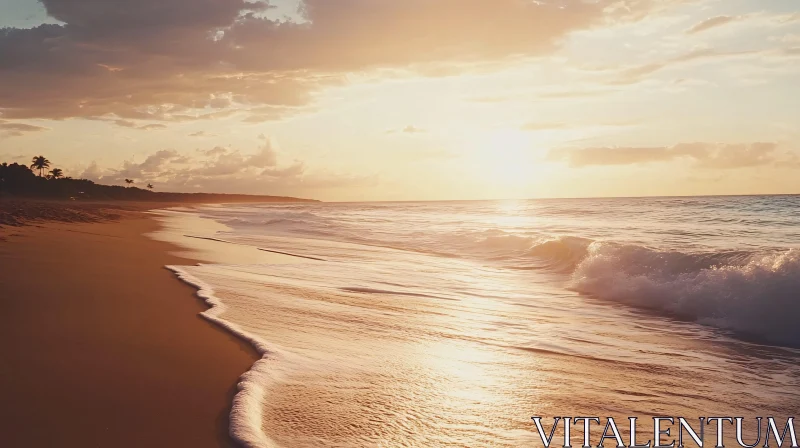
[0,0,798,201]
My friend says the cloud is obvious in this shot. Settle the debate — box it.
[113,120,139,128]
[549,142,788,169]
[0,0,653,122]
[784,47,800,57]
[189,131,217,137]
[590,47,763,85]
[777,13,800,25]
[680,142,784,169]
[139,124,168,131]
[226,0,607,71]
[241,105,308,123]
[80,161,102,179]
[98,149,187,182]
[113,120,169,130]
[247,144,279,167]
[550,146,678,166]
[198,146,230,157]
[86,144,276,182]
[83,138,373,195]
[0,120,50,138]
[686,16,739,34]
[775,34,800,44]
[387,125,427,134]
[261,162,306,178]
[192,143,278,176]
[137,149,186,173]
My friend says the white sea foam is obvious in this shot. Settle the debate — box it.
[512,235,800,344]
[154,196,800,447]
[167,266,280,448]
[570,246,800,345]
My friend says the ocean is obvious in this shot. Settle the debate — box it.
[151,196,800,448]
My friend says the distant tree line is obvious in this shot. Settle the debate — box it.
[0,155,317,203]
[0,156,155,200]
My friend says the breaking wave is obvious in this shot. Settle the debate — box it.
[558,243,800,346]
[188,197,800,347]
[525,236,592,270]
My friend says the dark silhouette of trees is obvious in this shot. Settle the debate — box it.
[1,163,37,191]
[124,179,134,186]
[2,155,316,203]
[30,156,51,177]
[147,183,154,190]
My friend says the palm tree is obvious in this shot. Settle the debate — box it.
[125,179,134,186]
[30,156,51,177]
[49,168,64,179]
[146,183,154,190]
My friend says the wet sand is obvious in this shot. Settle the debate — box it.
[0,210,259,447]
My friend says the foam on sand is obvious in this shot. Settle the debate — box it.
[167,266,281,448]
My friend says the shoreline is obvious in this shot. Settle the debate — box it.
[0,210,259,447]
[166,266,274,448]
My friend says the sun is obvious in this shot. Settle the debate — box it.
[469,129,540,189]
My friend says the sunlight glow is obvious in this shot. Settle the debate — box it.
[471,130,541,189]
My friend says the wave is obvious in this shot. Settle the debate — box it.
[216,211,337,239]
[516,236,800,346]
[563,244,800,347]
[525,236,592,270]
[445,233,592,266]
[262,217,319,227]
[166,266,282,448]
[200,203,800,347]
[295,222,800,347]
[219,211,326,229]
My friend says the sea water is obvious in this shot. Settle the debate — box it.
[152,196,800,448]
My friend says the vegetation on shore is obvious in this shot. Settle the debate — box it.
[1,156,317,203]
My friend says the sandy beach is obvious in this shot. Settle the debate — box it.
[0,202,258,447]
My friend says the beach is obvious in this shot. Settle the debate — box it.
[0,202,258,447]
[2,197,800,448]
